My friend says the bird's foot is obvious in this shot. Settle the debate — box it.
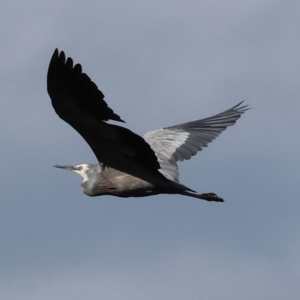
[198,193,224,202]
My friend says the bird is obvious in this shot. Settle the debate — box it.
[47,49,248,202]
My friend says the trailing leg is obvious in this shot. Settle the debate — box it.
[179,191,224,202]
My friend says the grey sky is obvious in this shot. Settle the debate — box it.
[1,0,300,299]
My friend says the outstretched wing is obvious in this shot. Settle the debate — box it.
[144,102,248,181]
[47,49,163,181]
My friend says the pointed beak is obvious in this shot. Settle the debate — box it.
[53,165,77,171]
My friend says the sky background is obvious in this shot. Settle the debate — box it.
[1,1,300,299]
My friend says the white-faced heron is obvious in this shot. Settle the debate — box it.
[48,49,248,202]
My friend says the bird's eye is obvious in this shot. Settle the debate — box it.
[77,166,83,171]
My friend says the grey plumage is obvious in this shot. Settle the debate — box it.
[144,102,248,182]
[49,49,248,202]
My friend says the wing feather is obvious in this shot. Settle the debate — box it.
[144,102,248,181]
[47,49,163,182]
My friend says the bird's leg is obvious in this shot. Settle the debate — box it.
[197,193,224,202]
[178,190,224,202]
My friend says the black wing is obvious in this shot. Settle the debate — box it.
[47,49,163,181]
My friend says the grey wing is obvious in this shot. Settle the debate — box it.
[144,102,248,181]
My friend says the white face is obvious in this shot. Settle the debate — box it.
[72,164,90,181]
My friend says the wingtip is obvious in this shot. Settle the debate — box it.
[51,49,67,63]
[51,48,60,60]
[118,117,126,123]
[233,101,251,113]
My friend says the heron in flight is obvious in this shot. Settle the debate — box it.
[48,49,248,202]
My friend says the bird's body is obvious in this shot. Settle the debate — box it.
[55,163,213,199]
[86,165,165,198]
[48,49,248,202]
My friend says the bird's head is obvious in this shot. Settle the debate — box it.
[53,164,91,182]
